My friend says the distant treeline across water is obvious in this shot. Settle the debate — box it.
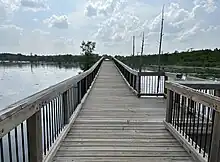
[115,48,220,79]
[0,53,102,71]
[116,48,220,68]
[0,53,101,64]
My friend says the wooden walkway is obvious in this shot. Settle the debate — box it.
[53,61,194,162]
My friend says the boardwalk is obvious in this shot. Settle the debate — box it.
[53,61,194,162]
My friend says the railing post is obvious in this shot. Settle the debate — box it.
[165,90,174,123]
[137,73,141,98]
[73,83,78,110]
[27,106,43,162]
[77,81,81,105]
[129,73,131,86]
[164,75,168,98]
[209,89,220,162]
[62,91,69,124]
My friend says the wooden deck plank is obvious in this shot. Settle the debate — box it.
[53,157,194,162]
[53,61,194,162]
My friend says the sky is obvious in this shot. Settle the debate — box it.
[0,0,219,55]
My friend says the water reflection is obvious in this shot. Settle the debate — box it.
[0,62,80,69]
[0,63,81,110]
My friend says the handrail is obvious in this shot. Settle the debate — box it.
[0,57,104,162]
[173,81,220,90]
[165,72,206,81]
[112,57,138,75]
[165,81,220,162]
[113,57,167,97]
[166,81,220,112]
[0,57,103,121]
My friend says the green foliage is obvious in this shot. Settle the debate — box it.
[115,49,220,68]
[80,41,96,55]
[115,49,220,79]
[0,41,100,71]
[0,53,100,70]
[80,41,97,71]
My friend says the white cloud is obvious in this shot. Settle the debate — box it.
[85,0,127,17]
[17,29,75,54]
[1,0,20,12]
[20,0,49,12]
[85,3,97,17]
[44,15,69,29]
[83,0,220,54]
[0,0,219,55]
[33,18,38,21]
[194,0,217,13]
[32,28,49,35]
[0,2,7,23]
[0,24,23,46]
[178,23,200,41]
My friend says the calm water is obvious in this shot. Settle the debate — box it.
[0,64,81,110]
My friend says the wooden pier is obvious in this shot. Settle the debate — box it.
[53,61,193,162]
[0,57,220,162]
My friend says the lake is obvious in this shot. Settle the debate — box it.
[0,64,81,110]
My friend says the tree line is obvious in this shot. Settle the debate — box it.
[115,48,220,69]
[0,53,100,64]
[0,41,101,71]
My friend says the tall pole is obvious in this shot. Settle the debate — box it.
[157,5,165,95]
[139,32,145,72]
[158,5,164,72]
[138,32,145,97]
[132,36,135,56]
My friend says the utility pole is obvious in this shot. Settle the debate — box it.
[139,32,145,72]
[157,5,165,94]
[158,5,165,72]
[132,36,135,56]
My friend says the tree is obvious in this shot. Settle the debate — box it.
[80,41,96,56]
[80,41,96,71]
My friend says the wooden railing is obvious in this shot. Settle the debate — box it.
[164,81,220,162]
[113,57,167,97]
[0,57,103,162]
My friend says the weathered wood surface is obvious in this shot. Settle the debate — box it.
[174,81,220,89]
[53,61,194,162]
[166,81,220,112]
[113,57,138,75]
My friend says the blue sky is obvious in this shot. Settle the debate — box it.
[0,0,219,55]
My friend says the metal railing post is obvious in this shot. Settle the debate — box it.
[137,72,141,98]
[27,106,43,162]
[165,90,173,123]
[62,91,69,124]
[209,89,220,162]
[164,75,168,98]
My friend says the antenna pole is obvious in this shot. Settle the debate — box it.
[158,5,164,72]
[132,36,135,56]
[139,32,145,72]
[157,5,165,95]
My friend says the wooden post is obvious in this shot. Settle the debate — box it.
[209,89,220,162]
[137,73,141,98]
[134,75,137,91]
[165,90,173,123]
[129,73,131,86]
[62,91,69,124]
[73,83,78,111]
[27,108,43,162]
[77,81,81,105]
[164,75,168,98]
